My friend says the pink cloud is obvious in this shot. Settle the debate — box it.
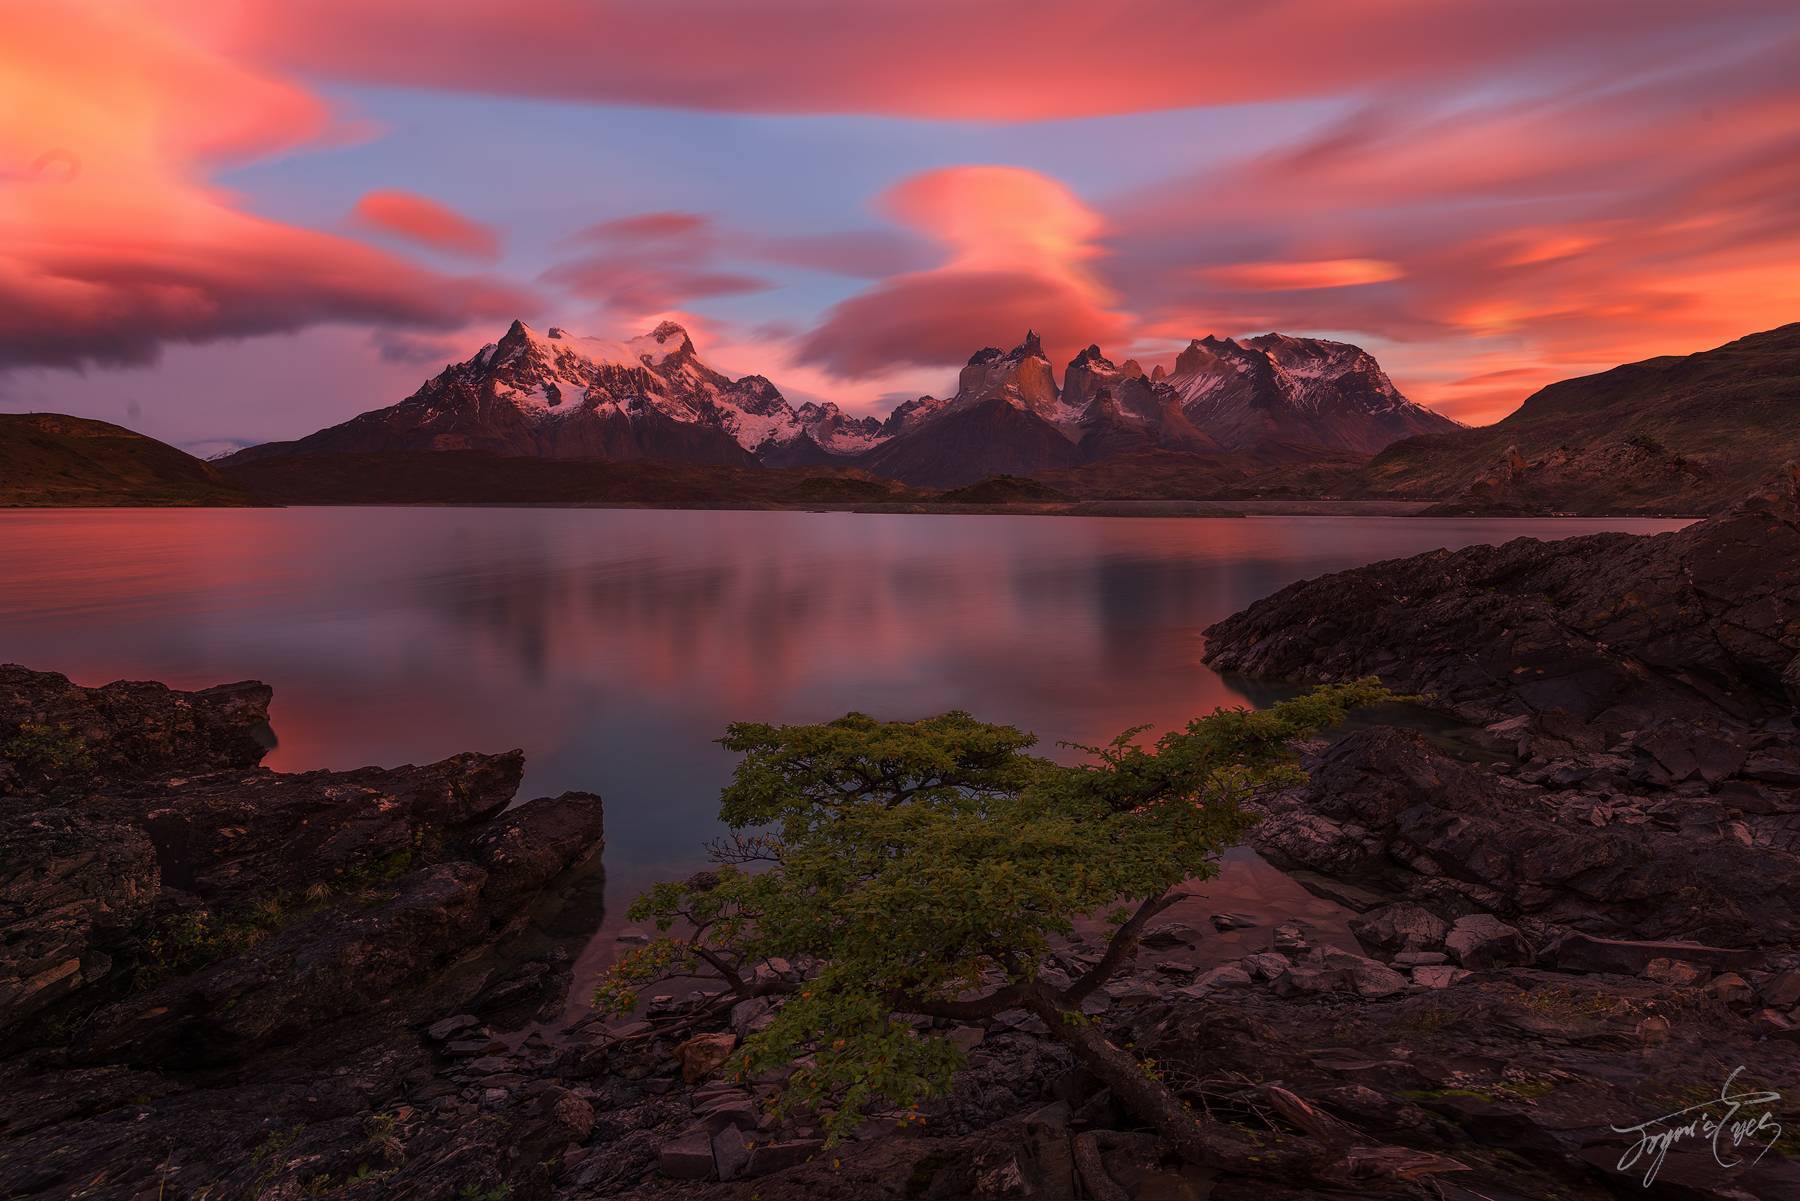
[166,0,1789,121]
[369,329,480,364]
[798,167,1130,377]
[541,212,770,318]
[569,212,711,244]
[541,260,770,317]
[544,209,929,324]
[0,3,529,370]
[350,190,501,261]
[1105,34,1800,421]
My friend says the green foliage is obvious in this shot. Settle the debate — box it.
[458,1184,511,1201]
[1,720,95,783]
[594,936,696,1016]
[138,908,272,987]
[250,1124,305,1194]
[598,680,1389,1140]
[364,1110,405,1166]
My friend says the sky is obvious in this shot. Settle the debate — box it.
[3,0,1799,453]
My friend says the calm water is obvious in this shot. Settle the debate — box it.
[0,508,1685,997]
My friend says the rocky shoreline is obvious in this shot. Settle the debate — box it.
[0,667,605,1198]
[3,476,1797,1199]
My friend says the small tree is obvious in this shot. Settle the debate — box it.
[598,681,1393,1179]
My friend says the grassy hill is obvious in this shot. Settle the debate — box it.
[1361,324,1800,514]
[0,413,257,507]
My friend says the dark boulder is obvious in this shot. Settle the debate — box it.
[1203,475,1800,737]
[0,664,271,795]
[474,791,607,905]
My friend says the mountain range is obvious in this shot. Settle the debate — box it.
[9,321,1795,514]
[221,320,1461,487]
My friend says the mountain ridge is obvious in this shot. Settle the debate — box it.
[219,319,1459,488]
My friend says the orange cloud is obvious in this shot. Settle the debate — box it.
[156,0,1789,121]
[0,2,527,369]
[350,190,500,261]
[1107,31,1800,424]
[798,167,1129,376]
[1198,259,1403,291]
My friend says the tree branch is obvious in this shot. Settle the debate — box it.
[1059,890,1184,1003]
[891,982,1027,1021]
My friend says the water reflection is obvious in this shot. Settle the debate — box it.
[0,507,1687,980]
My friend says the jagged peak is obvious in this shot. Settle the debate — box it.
[1069,343,1114,370]
[1008,330,1046,361]
[647,319,690,343]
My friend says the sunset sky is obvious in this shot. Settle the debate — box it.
[4,0,1799,451]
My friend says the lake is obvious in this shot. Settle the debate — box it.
[0,507,1687,1003]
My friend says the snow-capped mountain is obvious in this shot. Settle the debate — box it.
[857,332,1086,486]
[950,331,1087,428]
[858,330,1451,486]
[1062,344,1147,411]
[761,401,887,467]
[1164,333,1459,454]
[224,319,878,467]
[224,319,1458,489]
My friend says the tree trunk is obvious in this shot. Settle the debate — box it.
[1071,1131,1130,1201]
[1024,992,1328,1183]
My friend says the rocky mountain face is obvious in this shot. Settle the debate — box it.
[1164,333,1459,454]
[855,333,1087,487]
[0,414,255,507]
[857,330,1446,487]
[1363,322,1800,513]
[223,320,1456,491]
[223,320,880,469]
